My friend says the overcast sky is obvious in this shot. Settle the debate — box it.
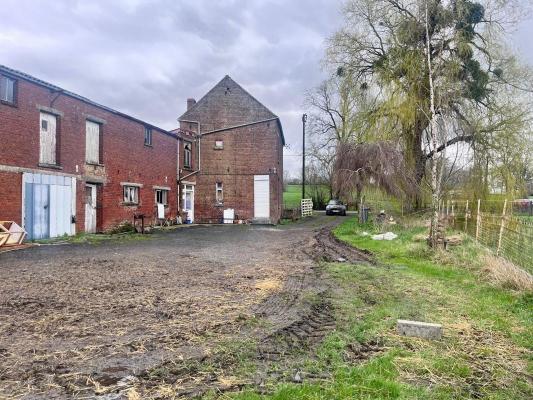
[1,0,532,176]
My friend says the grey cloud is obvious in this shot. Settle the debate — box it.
[1,0,530,176]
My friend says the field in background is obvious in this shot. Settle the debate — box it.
[283,184,330,209]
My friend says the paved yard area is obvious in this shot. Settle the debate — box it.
[0,216,364,399]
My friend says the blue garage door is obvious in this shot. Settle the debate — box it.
[24,173,75,240]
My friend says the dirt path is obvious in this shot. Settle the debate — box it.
[0,215,371,399]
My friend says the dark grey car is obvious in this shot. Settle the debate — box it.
[325,199,347,216]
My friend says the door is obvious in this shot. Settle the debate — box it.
[254,175,270,219]
[182,184,194,223]
[39,112,57,165]
[23,173,76,240]
[85,120,100,164]
[85,184,97,233]
[32,183,50,240]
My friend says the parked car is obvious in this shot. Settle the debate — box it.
[326,199,347,216]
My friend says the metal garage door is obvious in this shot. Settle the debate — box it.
[254,175,270,219]
[24,173,76,240]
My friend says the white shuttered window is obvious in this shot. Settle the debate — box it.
[39,112,57,165]
[86,120,100,164]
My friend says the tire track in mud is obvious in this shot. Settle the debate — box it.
[253,224,374,372]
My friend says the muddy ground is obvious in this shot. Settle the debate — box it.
[0,215,370,399]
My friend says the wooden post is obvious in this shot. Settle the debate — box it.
[464,200,469,232]
[446,200,449,216]
[451,202,455,228]
[497,199,507,256]
[359,196,364,224]
[475,199,481,241]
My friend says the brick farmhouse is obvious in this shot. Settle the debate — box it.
[0,65,284,239]
[178,76,284,224]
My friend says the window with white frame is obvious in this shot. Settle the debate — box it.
[214,140,224,149]
[144,127,152,146]
[155,189,168,205]
[184,142,192,168]
[216,182,223,203]
[0,75,16,105]
[123,186,139,204]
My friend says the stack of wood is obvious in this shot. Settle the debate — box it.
[0,221,26,248]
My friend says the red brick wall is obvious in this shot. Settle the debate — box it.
[0,171,22,224]
[194,121,283,223]
[0,74,178,233]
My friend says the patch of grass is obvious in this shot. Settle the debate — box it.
[33,231,150,245]
[221,218,532,399]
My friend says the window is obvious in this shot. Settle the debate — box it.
[123,186,139,204]
[86,120,101,164]
[216,182,223,203]
[0,75,16,104]
[39,112,57,165]
[144,127,152,146]
[214,140,224,150]
[184,142,192,168]
[155,189,168,205]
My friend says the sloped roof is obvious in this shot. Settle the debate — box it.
[0,64,175,137]
[179,75,285,144]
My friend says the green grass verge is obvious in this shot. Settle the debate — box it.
[223,218,532,399]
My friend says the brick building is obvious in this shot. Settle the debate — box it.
[178,76,284,224]
[0,65,183,239]
[0,66,283,239]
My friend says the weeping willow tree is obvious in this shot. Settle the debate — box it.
[333,141,416,201]
[327,0,533,208]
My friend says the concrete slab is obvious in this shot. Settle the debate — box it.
[397,319,443,340]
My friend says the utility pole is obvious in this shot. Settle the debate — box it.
[302,113,307,200]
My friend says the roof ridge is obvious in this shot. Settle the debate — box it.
[178,75,277,121]
[0,64,174,136]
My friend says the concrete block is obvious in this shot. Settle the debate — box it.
[397,319,442,340]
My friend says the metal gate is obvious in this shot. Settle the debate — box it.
[23,173,76,240]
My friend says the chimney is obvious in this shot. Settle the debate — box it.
[187,98,196,110]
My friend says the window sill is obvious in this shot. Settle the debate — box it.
[0,100,17,108]
[121,202,139,207]
[38,163,62,170]
[183,166,192,171]
[86,162,104,167]
[144,143,153,148]
[215,202,224,207]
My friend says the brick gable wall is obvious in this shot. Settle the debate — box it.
[193,121,283,223]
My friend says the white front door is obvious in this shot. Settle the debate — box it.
[182,184,194,223]
[85,184,97,233]
[254,175,270,219]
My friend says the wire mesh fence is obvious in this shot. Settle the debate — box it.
[443,199,533,274]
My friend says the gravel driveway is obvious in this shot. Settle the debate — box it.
[0,215,364,399]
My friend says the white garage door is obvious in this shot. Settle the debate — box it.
[23,173,76,240]
[254,175,270,219]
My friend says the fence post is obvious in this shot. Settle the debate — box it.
[497,199,507,256]
[464,200,469,232]
[451,201,455,228]
[475,199,481,241]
